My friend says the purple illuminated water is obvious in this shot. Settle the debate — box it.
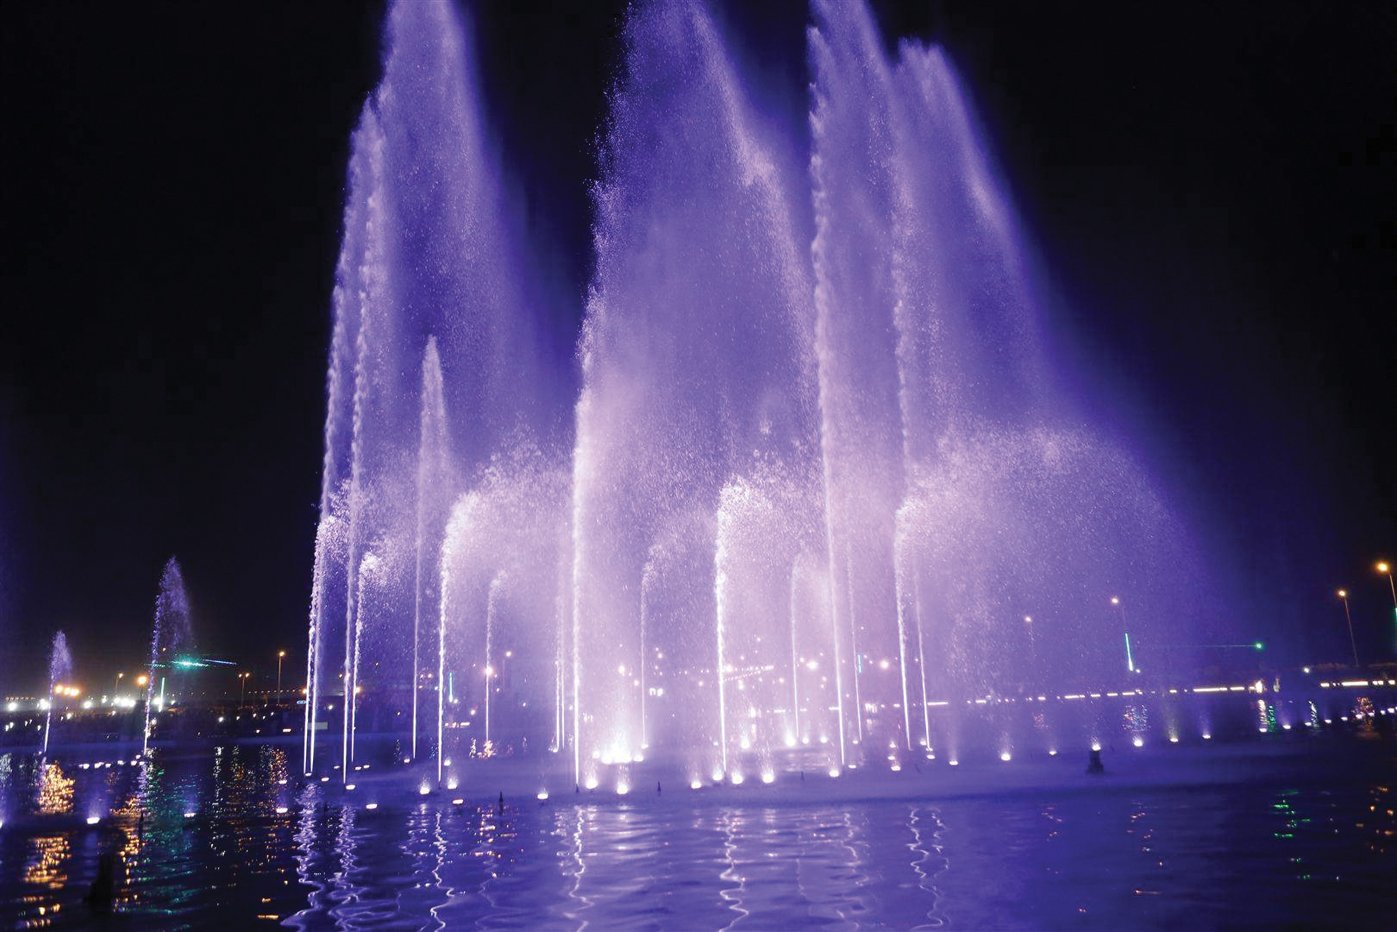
[302,0,1213,791]
[144,557,192,754]
[41,632,72,755]
[0,737,1393,928]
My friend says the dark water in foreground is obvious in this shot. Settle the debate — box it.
[1,742,1393,929]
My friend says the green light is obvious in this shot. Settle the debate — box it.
[1253,642,1264,651]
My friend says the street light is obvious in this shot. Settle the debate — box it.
[1023,615,1037,683]
[238,671,251,706]
[1337,589,1359,667]
[1378,562,1396,645]
[1111,596,1136,674]
[483,665,495,744]
[276,650,286,701]
[114,671,124,700]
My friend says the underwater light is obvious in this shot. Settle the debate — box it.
[365,803,378,810]
[86,816,100,825]
[345,784,356,791]
[999,752,1011,762]
[948,759,959,767]
[691,779,703,789]
[184,811,196,819]
[828,767,841,778]
[1132,737,1144,747]
[729,772,744,785]
[452,798,464,806]
[761,771,775,784]
[1048,749,1058,756]
[419,784,431,796]
[585,777,599,790]
[446,778,459,791]
[276,806,289,815]
[616,782,630,795]
[537,790,549,800]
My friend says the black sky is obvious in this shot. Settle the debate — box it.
[2,0,1393,693]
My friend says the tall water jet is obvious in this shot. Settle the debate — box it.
[344,551,382,774]
[639,555,656,748]
[787,563,800,744]
[413,337,450,760]
[303,0,564,776]
[483,570,505,745]
[302,0,1216,769]
[144,557,192,755]
[574,0,816,776]
[41,631,72,756]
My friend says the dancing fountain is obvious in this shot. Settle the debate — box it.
[302,0,1211,788]
[41,631,72,756]
[144,557,193,753]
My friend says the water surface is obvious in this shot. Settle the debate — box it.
[1,743,1392,929]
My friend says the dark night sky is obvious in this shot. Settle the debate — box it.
[1,1,1392,694]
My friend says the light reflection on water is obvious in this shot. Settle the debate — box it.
[0,746,1393,929]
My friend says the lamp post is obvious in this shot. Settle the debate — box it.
[1023,615,1037,686]
[277,650,286,701]
[114,671,124,701]
[1111,596,1136,674]
[1337,589,1359,667]
[239,671,250,707]
[1378,562,1396,648]
[483,665,495,744]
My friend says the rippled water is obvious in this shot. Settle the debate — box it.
[1,742,1393,929]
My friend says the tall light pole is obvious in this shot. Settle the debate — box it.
[239,671,250,707]
[483,665,494,744]
[114,671,124,700]
[1337,589,1359,667]
[1378,561,1396,649]
[277,650,286,701]
[1023,615,1037,685]
[1111,596,1136,674]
